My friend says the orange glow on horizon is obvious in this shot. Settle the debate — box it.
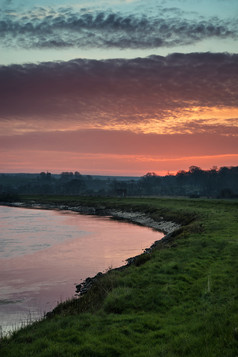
[1,149,237,176]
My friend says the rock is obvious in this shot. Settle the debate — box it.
[75,272,103,295]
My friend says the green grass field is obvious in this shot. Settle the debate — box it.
[1,196,238,356]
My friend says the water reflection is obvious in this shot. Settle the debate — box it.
[0,206,163,335]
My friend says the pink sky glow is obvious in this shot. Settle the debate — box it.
[0,54,238,175]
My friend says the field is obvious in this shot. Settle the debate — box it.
[1,196,238,356]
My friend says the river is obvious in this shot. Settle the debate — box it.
[0,205,163,336]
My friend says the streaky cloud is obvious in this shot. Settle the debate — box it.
[0,130,237,157]
[0,7,237,49]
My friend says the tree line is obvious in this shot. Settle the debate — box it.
[0,166,238,200]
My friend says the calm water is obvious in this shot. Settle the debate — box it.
[0,205,163,335]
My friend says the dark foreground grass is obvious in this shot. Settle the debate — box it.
[1,196,238,356]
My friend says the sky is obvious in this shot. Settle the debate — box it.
[0,0,238,176]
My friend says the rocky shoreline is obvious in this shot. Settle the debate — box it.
[2,201,180,234]
[1,201,181,297]
[73,210,181,296]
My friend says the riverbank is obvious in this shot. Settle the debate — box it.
[0,204,164,336]
[1,196,238,356]
[1,200,181,297]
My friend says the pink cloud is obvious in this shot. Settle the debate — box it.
[0,130,237,156]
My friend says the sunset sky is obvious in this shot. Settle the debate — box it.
[0,0,238,176]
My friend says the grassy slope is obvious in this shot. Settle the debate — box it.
[1,196,238,356]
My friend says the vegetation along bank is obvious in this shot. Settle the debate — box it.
[0,195,238,356]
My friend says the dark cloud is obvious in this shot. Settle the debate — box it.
[0,52,237,124]
[0,7,237,49]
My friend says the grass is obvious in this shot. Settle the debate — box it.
[1,196,238,356]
